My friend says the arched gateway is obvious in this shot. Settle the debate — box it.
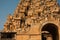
[41,23,59,40]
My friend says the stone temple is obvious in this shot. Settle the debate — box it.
[0,0,60,40]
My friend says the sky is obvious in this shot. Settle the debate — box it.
[0,0,60,30]
[0,0,20,30]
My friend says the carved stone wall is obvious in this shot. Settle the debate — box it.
[3,0,60,40]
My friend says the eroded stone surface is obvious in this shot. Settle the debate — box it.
[2,0,60,40]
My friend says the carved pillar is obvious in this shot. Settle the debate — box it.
[0,33,1,40]
[59,28,60,40]
[40,34,41,40]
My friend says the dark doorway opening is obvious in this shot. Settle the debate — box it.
[42,34,46,40]
[41,23,59,40]
[1,32,16,40]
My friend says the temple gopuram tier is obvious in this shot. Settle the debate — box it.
[0,0,60,40]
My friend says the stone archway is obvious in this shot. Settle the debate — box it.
[41,23,59,40]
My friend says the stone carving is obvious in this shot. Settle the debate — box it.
[3,0,60,33]
[1,0,60,40]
